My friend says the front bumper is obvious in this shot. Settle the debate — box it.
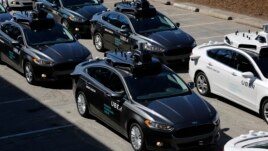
[31,61,82,82]
[152,47,193,65]
[143,124,220,151]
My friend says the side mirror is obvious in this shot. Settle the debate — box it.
[120,25,130,36]
[242,72,254,79]
[188,82,195,89]
[106,91,125,100]
[176,22,180,27]
[11,40,20,47]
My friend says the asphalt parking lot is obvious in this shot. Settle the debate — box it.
[1,0,268,151]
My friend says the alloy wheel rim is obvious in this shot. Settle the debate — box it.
[130,126,142,150]
[264,103,268,122]
[196,75,208,94]
[77,93,86,114]
[94,34,102,50]
[25,64,33,83]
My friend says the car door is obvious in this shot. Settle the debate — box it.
[102,13,119,50]
[207,48,235,98]
[0,23,23,71]
[116,14,132,50]
[228,52,261,109]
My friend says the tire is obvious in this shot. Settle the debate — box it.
[24,62,36,85]
[195,72,211,96]
[129,123,146,151]
[76,91,89,118]
[261,99,268,123]
[93,32,106,52]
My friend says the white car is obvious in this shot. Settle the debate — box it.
[224,130,268,151]
[224,24,268,53]
[188,41,268,123]
[1,0,32,8]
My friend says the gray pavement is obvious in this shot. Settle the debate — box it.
[1,1,268,151]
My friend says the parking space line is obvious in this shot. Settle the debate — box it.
[0,98,34,105]
[0,124,73,140]
[181,21,226,28]
[196,35,223,40]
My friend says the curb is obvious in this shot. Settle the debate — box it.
[173,3,199,12]
[199,9,232,20]
[234,18,263,29]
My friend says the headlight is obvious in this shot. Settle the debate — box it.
[69,15,86,23]
[144,43,165,53]
[212,112,220,125]
[33,58,54,66]
[145,119,174,131]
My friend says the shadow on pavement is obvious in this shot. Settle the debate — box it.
[0,76,112,151]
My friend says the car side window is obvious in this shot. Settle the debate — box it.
[215,49,233,66]
[256,35,266,43]
[1,24,22,41]
[88,67,124,92]
[107,13,120,28]
[233,53,258,77]
[207,49,218,59]
[118,15,130,29]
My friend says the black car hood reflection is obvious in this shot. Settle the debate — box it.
[68,4,107,20]
[140,93,213,124]
[32,42,90,62]
[0,13,12,22]
[143,29,194,49]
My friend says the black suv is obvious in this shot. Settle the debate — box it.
[91,0,196,64]
[71,50,220,151]
[0,7,91,84]
[36,0,107,37]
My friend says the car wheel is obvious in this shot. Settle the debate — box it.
[261,99,268,123]
[195,72,211,96]
[93,32,106,52]
[24,62,36,84]
[129,123,145,151]
[76,91,89,118]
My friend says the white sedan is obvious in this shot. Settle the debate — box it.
[188,41,268,123]
[224,130,268,151]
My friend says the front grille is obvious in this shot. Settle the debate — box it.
[173,124,215,138]
[177,136,213,149]
[53,62,80,71]
[164,47,192,56]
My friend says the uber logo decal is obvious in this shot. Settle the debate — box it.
[111,101,122,112]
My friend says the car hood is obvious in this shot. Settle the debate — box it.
[0,13,12,22]
[67,4,107,20]
[32,42,90,62]
[140,93,214,125]
[142,29,195,49]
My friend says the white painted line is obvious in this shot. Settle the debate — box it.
[0,124,73,140]
[181,21,226,28]
[0,98,33,105]
[196,35,223,40]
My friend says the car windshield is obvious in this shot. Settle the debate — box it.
[61,0,99,7]
[24,24,75,46]
[0,4,6,13]
[129,13,176,34]
[125,70,190,102]
[253,56,268,78]
[244,140,268,149]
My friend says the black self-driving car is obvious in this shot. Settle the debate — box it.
[0,9,91,84]
[91,0,196,64]
[36,0,107,37]
[0,3,12,22]
[71,50,220,151]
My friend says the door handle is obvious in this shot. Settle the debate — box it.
[208,62,213,66]
[232,72,237,76]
